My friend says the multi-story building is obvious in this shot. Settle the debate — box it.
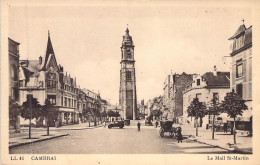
[9,38,20,133]
[172,72,193,123]
[19,32,107,127]
[19,32,79,126]
[228,23,252,131]
[119,27,137,120]
[162,72,193,122]
[183,67,230,127]
[162,73,180,120]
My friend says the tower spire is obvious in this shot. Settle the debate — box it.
[126,24,129,35]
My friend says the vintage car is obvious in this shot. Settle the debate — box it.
[108,121,124,129]
[145,119,153,126]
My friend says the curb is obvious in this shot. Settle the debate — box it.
[187,138,252,154]
[9,133,69,149]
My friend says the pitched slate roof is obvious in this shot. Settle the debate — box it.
[244,26,252,46]
[202,72,230,87]
[228,24,246,40]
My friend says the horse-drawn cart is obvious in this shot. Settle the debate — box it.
[159,121,177,137]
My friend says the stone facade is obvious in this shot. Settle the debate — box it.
[18,32,107,127]
[9,38,20,133]
[229,24,252,122]
[119,28,137,120]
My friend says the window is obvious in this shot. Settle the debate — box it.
[236,59,243,78]
[11,65,18,81]
[47,95,56,105]
[213,93,219,102]
[47,80,56,88]
[196,79,200,86]
[61,97,63,106]
[127,48,132,58]
[72,99,74,107]
[236,84,243,99]
[68,98,71,107]
[126,71,132,81]
[65,97,67,106]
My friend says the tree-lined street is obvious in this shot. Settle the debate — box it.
[10,121,232,154]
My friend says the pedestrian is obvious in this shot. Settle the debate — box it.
[103,121,106,128]
[137,122,141,131]
[223,124,227,133]
[155,121,158,128]
[176,127,183,143]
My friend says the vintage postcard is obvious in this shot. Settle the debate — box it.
[1,0,260,164]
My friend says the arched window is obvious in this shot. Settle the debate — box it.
[127,49,132,58]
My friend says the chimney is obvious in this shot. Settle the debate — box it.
[39,56,42,64]
[213,65,217,76]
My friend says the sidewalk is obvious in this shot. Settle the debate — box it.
[181,124,252,154]
[10,122,103,148]
[9,131,69,148]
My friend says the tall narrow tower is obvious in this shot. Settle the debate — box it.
[119,27,137,120]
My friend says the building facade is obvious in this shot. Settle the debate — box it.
[172,72,193,123]
[228,24,252,123]
[119,28,137,120]
[183,68,230,127]
[9,38,21,133]
[18,32,107,127]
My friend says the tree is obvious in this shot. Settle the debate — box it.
[92,109,100,126]
[42,99,59,135]
[9,98,21,129]
[152,110,162,120]
[21,95,42,138]
[207,97,221,139]
[221,91,248,144]
[187,98,206,136]
[101,111,107,122]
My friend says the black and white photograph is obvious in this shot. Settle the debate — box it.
[1,0,260,165]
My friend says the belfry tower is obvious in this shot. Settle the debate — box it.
[119,27,137,120]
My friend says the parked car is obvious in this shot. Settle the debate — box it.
[108,121,124,129]
[145,119,153,126]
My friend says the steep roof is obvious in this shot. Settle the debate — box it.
[24,60,42,76]
[217,72,230,79]
[244,26,252,46]
[42,32,58,70]
[202,72,230,87]
[228,24,246,40]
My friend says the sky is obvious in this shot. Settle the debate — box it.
[8,3,252,105]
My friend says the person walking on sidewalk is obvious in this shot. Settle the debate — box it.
[176,127,183,143]
[223,123,228,133]
[137,122,141,131]
[155,121,158,128]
